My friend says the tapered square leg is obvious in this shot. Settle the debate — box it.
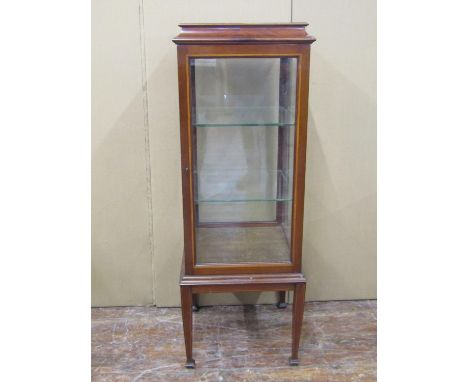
[276,291,287,309]
[181,286,195,368]
[289,282,306,366]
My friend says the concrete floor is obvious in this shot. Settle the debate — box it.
[92,300,376,381]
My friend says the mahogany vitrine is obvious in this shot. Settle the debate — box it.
[173,23,315,368]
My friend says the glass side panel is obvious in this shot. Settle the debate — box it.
[190,57,297,264]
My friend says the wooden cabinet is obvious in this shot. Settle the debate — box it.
[173,23,315,368]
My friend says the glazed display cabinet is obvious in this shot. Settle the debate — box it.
[173,23,316,368]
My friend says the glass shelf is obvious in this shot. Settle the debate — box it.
[193,106,296,127]
[196,198,292,204]
[196,200,292,225]
[194,168,289,179]
[194,169,291,204]
[194,122,294,128]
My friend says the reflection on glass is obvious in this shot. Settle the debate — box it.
[190,57,297,264]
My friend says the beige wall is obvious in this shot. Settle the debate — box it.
[92,0,154,306]
[92,0,376,307]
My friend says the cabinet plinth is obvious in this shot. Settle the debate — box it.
[174,23,315,367]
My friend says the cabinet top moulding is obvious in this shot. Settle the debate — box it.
[173,23,316,45]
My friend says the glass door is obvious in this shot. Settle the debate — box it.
[190,57,297,265]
